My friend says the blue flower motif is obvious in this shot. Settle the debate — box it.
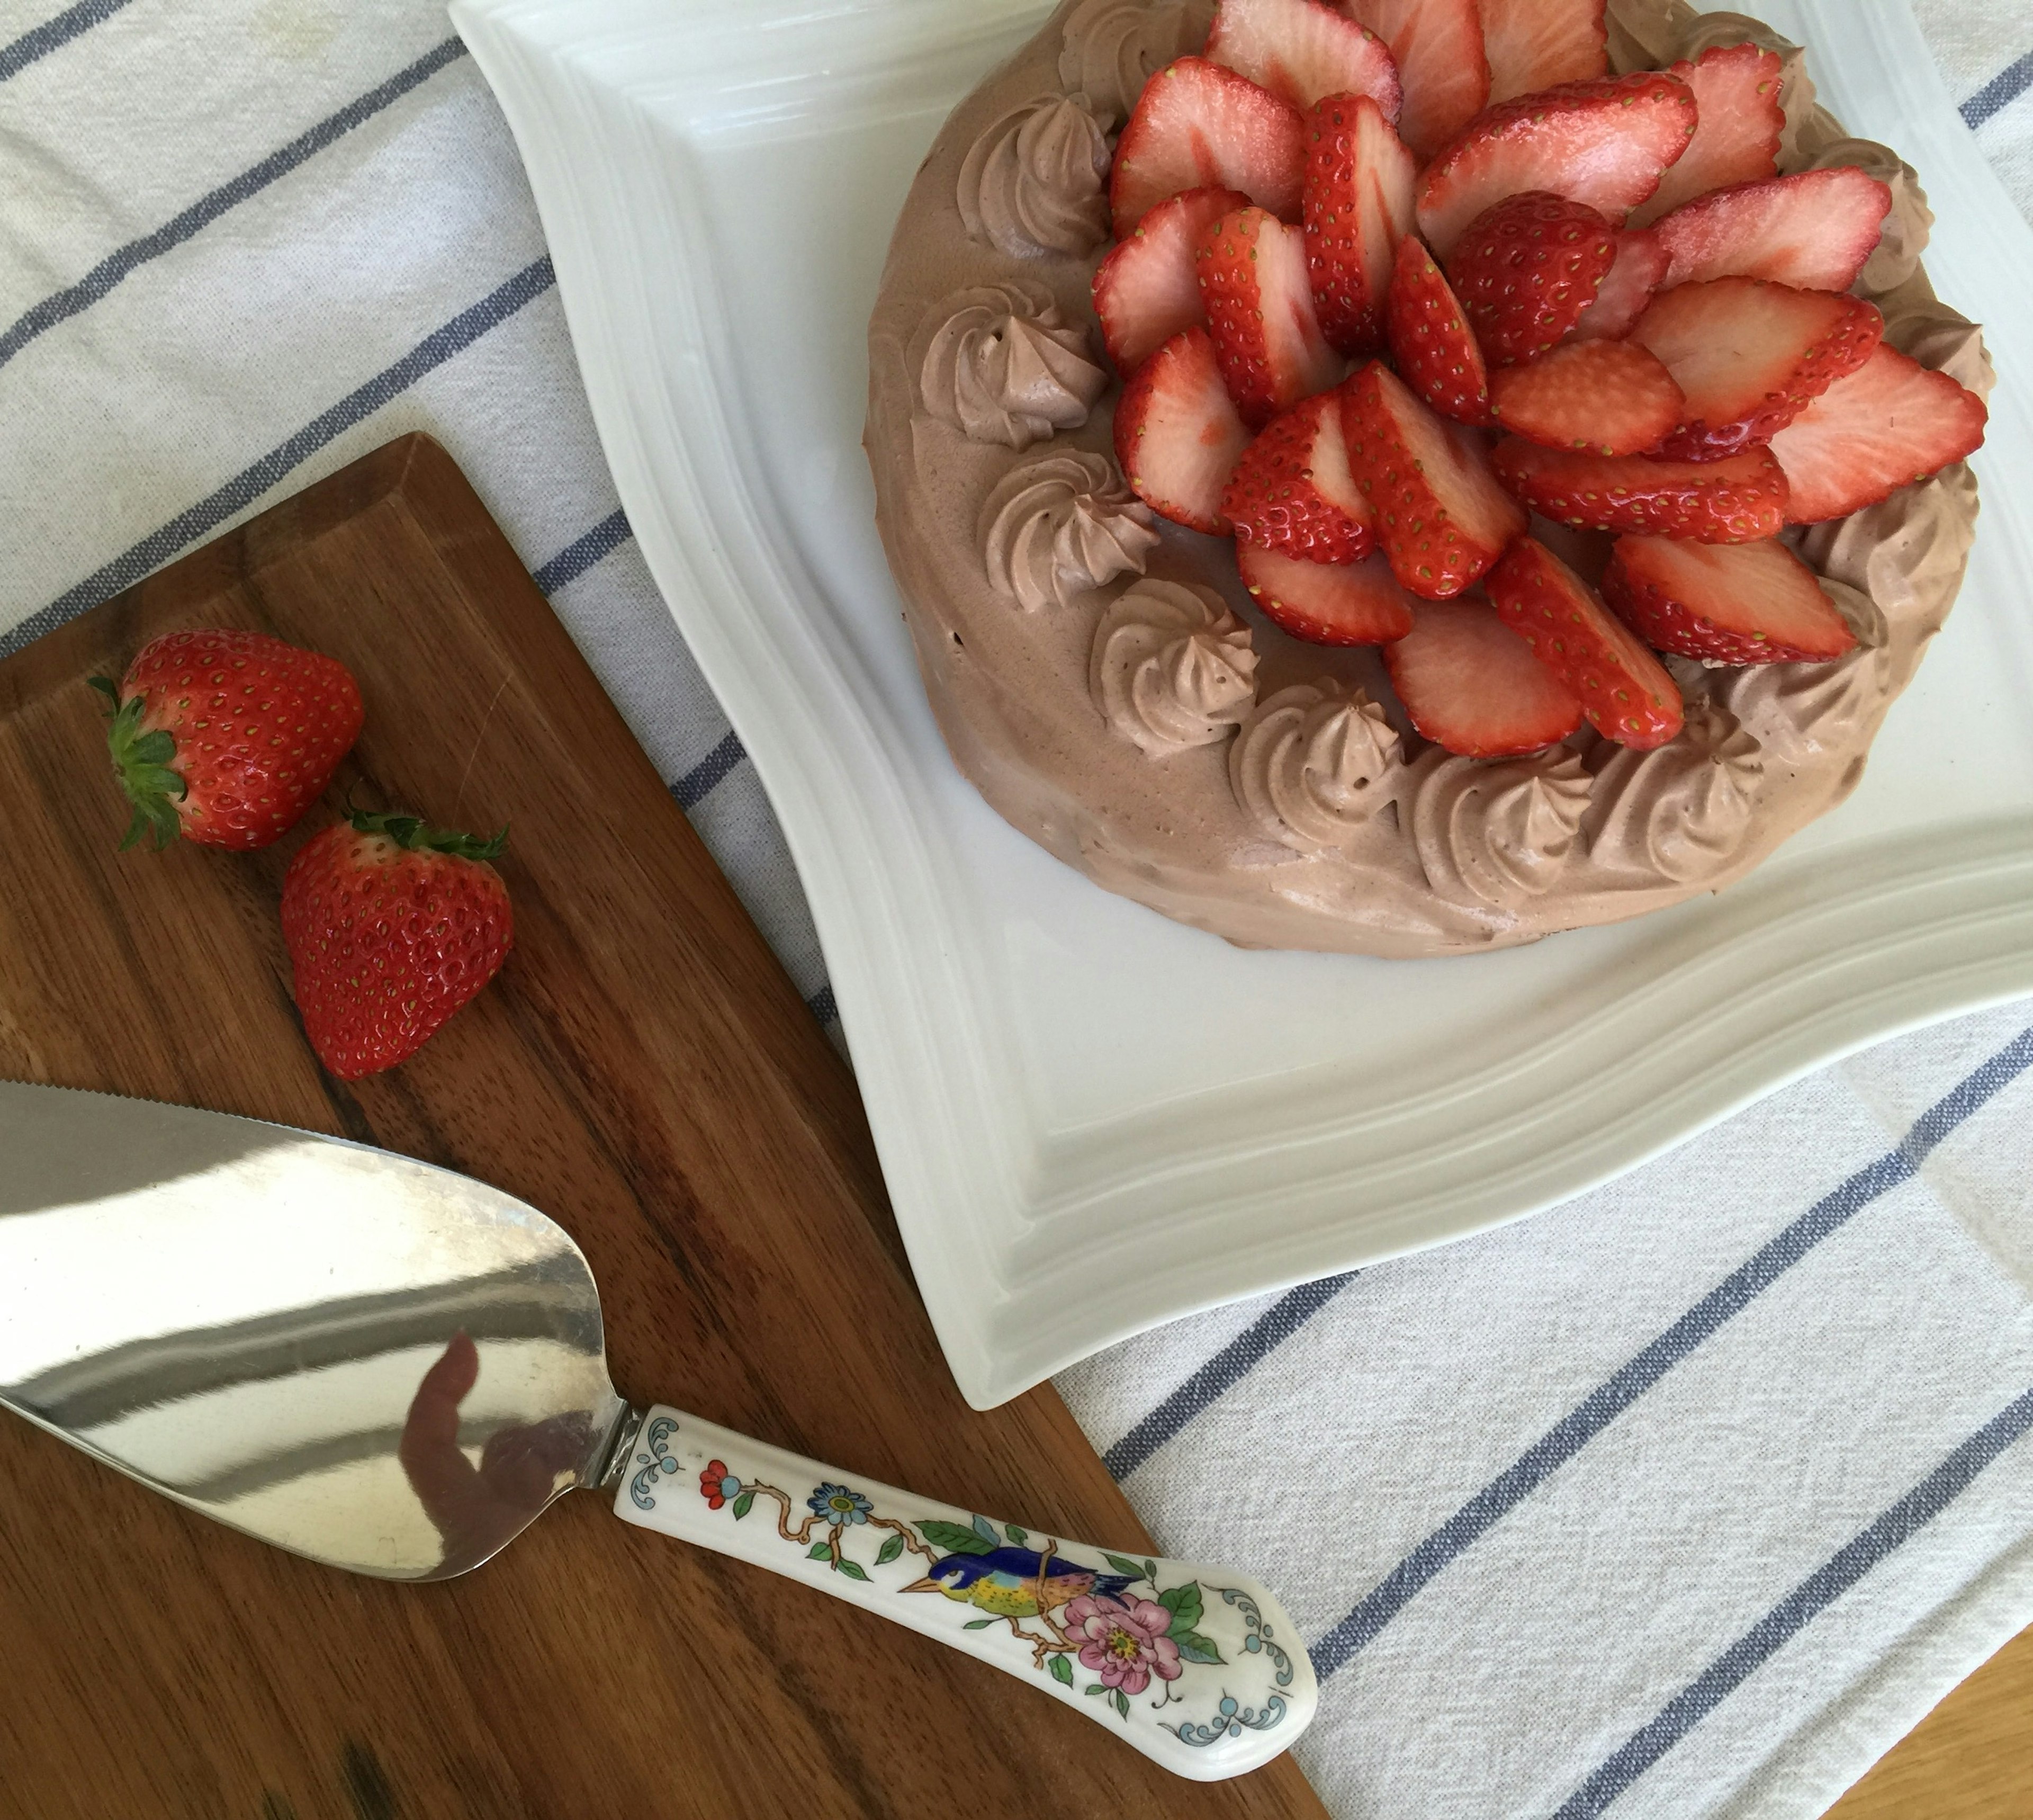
[808,1482,873,1526]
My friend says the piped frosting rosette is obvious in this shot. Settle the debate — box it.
[1409,749,1594,909]
[1057,0,1215,128]
[913,283,1109,450]
[982,452,1160,612]
[958,94,1113,258]
[1229,681,1409,856]
[1586,700,1765,881]
[1091,580,1258,757]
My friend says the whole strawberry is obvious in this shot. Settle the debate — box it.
[281,811,513,1080]
[94,628,363,850]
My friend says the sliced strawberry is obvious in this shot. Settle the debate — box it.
[1111,58,1307,237]
[1630,43,1784,228]
[1342,361,1525,597]
[1492,440,1790,542]
[1384,596,1584,756]
[1197,205,1342,428]
[1222,390,1375,560]
[1303,92,1418,353]
[1478,0,1607,104]
[1113,326,1255,532]
[1240,544,1414,643]
[1603,535,1858,664]
[1487,537,1683,748]
[1384,234,1491,424]
[1629,277,1883,461]
[1570,228,1669,340]
[1767,344,1989,524]
[1489,340,1683,455]
[1093,186,1252,373]
[1652,168,1895,292]
[1345,0,1490,157]
[1207,0,1402,115]
[1415,71,1697,257]
[1445,191,1617,365]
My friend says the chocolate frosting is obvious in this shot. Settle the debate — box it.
[958,94,1113,258]
[1092,579,1258,755]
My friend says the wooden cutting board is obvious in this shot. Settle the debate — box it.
[0,434,1326,1820]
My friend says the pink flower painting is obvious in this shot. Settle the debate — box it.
[1063,1592,1184,1695]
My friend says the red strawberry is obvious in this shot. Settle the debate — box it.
[1630,42,1784,228]
[1767,344,1989,524]
[1093,185,1252,373]
[1303,92,1418,353]
[281,811,514,1080]
[1197,205,1342,428]
[1652,168,1895,292]
[93,627,362,851]
[1570,228,1668,340]
[1384,596,1584,756]
[1384,234,1491,424]
[1489,339,1684,455]
[1345,0,1489,157]
[1602,535,1858,664]
[1222,390,1376,560]
[1206,0,1403,115]
[1492,439,1791,542]
[1415,71,1697,257]
[1111,57,1307,236]
[1477,0,1607,104]
[1486,537,1683,748]
[1629,277,1883,461]
[1342,361,1526,597]
[1239,544,1415,643]
[1114,326,1255,531]
[1445,191,1618,365]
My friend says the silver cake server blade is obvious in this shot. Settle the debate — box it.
[0,1081,1315,1780]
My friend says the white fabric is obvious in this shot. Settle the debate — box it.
[1,2,2028,1815]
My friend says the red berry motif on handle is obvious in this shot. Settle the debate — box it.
[93,628,363,851]
[281,810,515,1081]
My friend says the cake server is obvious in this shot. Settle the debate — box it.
[0,1080,1314,1780]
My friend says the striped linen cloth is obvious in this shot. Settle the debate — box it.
[0,2,2027,1815]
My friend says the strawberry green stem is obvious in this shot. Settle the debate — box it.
[92,675,186,853]
[348,808,509,862]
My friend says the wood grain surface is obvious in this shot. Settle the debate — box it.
[0,435,1326,1820]
[1826,1625,2033,1818]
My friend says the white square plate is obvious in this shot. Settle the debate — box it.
[451,0,2033,1407]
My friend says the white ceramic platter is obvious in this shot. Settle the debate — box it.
[451,0,2033,1409]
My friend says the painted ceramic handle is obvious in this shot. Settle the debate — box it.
[610,1405,1315,1780]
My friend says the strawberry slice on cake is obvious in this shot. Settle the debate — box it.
[1651,168,1895,292]
[1385,596,1585,755]
[1630,42,1786,227]
[1222,390,1375,561]
[1602,536,1859,664]
[1415,70,1698,257]
[1093,186,1252,373]
[1197,205,1343,427]
[1303,92,1418,353]
[1384,235,1492,424]
[1477,0,1608,104]
[1445,190,1619,365]
[1627,277,1883,461]
[1489,339,1684,455]
[1768,344,1989,523]
[1345,0,1490,157]
[1240,545,1416,643]
[1114,326,1255,532]
[1111,57,1307,235]
[1492,440,1792,541]
[1206,0,1404,115]
[1571,228,1669,340]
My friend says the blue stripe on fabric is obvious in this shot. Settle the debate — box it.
[806,983,839,1029]
[532,508,633,595]
[1310,1023,2033,1682]
[670,729,747,810]
[0,0,134,81]
[0,38,469,371]
[1103,1273,1361,1483]
[0,257,556,663]
[1554,1384,2033,1818]
[1962,50,2033,129]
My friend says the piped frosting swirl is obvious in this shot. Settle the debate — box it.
[1229,682,1407,855]
[1058,0,1213,128]
[915,284,1109,449]
[981,452,1159,612]
[1092,580,1257,756]
[958,94,1113,258]
[1410,749,1594,908]
[1586,700,1765,881]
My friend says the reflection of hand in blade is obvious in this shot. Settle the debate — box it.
[398,1331,591,1575]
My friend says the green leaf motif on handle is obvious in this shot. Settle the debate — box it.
[915,1518,995,1556]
